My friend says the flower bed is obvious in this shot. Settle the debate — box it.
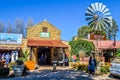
[69,61,88,72]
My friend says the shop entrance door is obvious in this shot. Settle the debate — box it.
[38,47,51,65]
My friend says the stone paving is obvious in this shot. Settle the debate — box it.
[0,66,120,80]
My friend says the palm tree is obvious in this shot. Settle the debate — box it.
[107,19,118,40]
[112,19,118,47]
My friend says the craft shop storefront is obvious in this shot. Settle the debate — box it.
[0,33,22,62]
[26,20,68,65]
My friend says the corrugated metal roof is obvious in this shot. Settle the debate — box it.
[27,39,68,48]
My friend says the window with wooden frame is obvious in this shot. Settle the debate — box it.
[42,27,48,32]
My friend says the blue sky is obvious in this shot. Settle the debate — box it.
[0,0,120,41]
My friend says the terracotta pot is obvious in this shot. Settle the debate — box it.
[25,61,35,70]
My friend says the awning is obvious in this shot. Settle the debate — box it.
[91,40,120,49]
[0,46,21,50]
[27,39,68,48]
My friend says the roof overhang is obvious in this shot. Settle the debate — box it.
[27,39,68,48]
[91,40,120,49]
[0,46,21,50]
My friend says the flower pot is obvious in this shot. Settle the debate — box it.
[25,61,35,70]
[12,65,24,77]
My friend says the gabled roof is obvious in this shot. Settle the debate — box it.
[27,19,61,32]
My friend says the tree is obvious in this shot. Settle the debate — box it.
[115,48,120,57]
[77,26,92,39]
[27,18,34,28]
[15,18,25,37]
[23,18,34,38]
[69,39,95,56]
[107,19,118,40]
[0,21,5,33]
[6,21,13,33]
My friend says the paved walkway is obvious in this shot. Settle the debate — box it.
[1,66,119,80]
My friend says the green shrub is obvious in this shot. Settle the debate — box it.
[76,64,88,72]
[8,62,16,69]
[16,59,24,65]
[100,65,110,74]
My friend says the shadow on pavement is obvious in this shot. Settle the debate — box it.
[1,70,94,80]
[109,74,120,80]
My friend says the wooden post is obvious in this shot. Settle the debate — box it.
[51,47,54,65]
[30,47,32,60]
[33,47,38,64]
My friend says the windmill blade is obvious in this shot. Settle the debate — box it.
[89,5,95,12]
[88,20,94,25]
[86,9,95,15]
[86,17,93,21]
[95,2,99,11]
[88,6,94,13]
[86,10,94,16]
[104,12,111,16]
[104,16,112,19]
[102,20,107,29]
[102,8,109,14]
[91,3,96,11]
[85,11,94,17]
[103,18,111,25]
[98,3,103,11]
[100,5,106,12]
[85,13,94,17]
[92,23,96,29]
[103,17,111,24]
[98,22,102,31]
[95,22,98,30]
[100,21,105,29]
[102,20,108,27]
[104,18,110,21]
[108,16,113,26]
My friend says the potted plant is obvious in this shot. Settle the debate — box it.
[22,50,35,70]
[12,59,25,77]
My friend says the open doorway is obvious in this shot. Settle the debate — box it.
[37,47,51,65]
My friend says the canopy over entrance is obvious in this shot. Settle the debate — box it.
[91,40,120,49]
[0,46,21,50]
[27,39,68,48]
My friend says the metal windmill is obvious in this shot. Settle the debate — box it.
[85,2,112,31]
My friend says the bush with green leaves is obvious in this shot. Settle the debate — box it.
[115,48,120,57]
[69,39,95,56]
[77,64,89,72]
[100,65,110,74]
[19,50,30,62]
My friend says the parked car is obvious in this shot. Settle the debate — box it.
[110,57,120,77]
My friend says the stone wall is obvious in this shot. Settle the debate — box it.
[27,20,61,40]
